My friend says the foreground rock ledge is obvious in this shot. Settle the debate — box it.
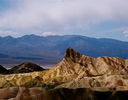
[0,87,128,100]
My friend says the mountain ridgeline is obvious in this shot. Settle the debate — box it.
[0,35,128,64]
[0,62,44,74]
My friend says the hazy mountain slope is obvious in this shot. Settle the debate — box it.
[0,35,128,64]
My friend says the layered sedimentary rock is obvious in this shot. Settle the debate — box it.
[0,48,128,100]
[0,48,128,89]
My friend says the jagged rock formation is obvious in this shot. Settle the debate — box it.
[8,62,45,74]
[64,48,128,76]
[0,48,128,90]
[55,48,128,89]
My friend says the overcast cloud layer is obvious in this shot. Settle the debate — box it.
[0,0,128,40]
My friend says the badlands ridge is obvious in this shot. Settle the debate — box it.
[0,48,128,100]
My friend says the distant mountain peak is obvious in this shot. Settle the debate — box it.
[20,62,38,66]
[8,62,45,74]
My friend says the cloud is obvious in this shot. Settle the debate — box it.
[42,32,59,36]
[0,0,128,36]
[123,31,128,37]
[0,30,20,37]
[108,26,128,37]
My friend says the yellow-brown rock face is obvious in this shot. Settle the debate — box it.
[0,48,128,90]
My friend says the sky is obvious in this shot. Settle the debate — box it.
[0,0,128,41]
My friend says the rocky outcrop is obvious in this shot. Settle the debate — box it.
[0,87,128,100]
[55,48,128,89]
[64,48,128,76]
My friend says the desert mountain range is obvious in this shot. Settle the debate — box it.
[0,48,128,100]
[0,35,128,64]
